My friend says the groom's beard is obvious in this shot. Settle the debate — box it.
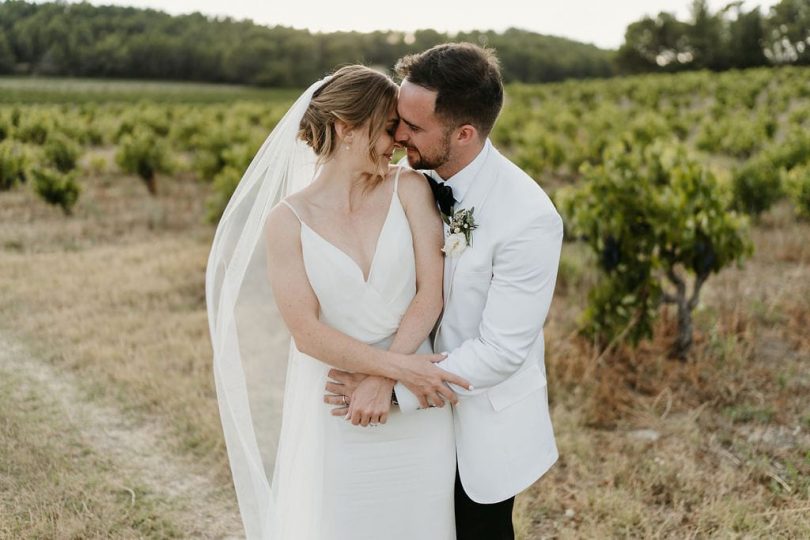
[405,130,452,171]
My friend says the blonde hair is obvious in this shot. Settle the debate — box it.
[298,65,397,173]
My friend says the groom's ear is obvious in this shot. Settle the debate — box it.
[454,124,479,146]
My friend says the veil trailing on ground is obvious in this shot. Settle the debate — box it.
[205,77,331,539]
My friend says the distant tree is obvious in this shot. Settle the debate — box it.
[319,31,367,69]
[726,5,768,69]
[0,33,14,74]
[764,0,810,64]
[617,0,806,74]
[615,13,691,72]
[687,0,728,70]
[0,1,614,85]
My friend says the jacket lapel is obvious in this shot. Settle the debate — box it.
[443,148,503,305]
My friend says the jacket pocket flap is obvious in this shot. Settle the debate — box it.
[487,363,547,412]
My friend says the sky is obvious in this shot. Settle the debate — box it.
[51,0,781,49]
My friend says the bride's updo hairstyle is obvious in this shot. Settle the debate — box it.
[298,65,398,167]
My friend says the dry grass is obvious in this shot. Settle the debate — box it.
[1,156,809,537]
[0,340,185,539]
[0,164,226,468]
[520,201,810,538]
[0,158,241,537]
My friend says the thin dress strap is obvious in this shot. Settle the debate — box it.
[280,199,303,222]
[393,165,403,193]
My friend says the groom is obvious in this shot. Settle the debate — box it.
[328,43,563,539]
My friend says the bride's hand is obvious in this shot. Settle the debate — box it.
[324,369,367,416]
[395,353,472,409]
[343,376,396,426]
[325,368,366,396]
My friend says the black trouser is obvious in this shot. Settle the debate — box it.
[454,469,515,540]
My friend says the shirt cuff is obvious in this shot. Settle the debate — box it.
[393,382,421,414]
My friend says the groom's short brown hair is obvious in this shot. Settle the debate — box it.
[394,43,504,138]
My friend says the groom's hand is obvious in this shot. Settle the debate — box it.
[396,353,472,409]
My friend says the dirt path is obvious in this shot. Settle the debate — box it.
[0,332,244,538]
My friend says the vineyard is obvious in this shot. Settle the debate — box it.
[1,68,809,537]
[3,68,809,218]
[2,68,809,349]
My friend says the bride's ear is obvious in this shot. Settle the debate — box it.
[334,120,354,145]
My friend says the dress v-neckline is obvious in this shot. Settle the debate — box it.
[299,190,399,284]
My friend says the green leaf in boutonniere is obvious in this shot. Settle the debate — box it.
[442,207,478,257]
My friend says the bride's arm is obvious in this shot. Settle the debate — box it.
[388,169,445,354]
[337,170,446,425]
[264,203,468,406]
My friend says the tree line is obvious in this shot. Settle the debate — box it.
[0,0,807,86]
[617,0,810,72]
[0,1,611,85]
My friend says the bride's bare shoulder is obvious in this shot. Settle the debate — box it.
[392,166,432,203]
[264,198,303,245]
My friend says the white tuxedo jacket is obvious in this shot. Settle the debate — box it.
[395,141,563,504]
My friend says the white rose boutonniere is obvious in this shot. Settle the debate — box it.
[441,207,478,258]
[443,233,467,257]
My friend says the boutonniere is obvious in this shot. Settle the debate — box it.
[442,207,478,257]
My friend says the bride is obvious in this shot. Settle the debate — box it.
[206,65,470,539]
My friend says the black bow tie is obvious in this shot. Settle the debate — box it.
[424,173,455,216]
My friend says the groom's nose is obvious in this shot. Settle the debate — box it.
[394,121,409,145]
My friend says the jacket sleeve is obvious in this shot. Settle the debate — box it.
[394,208,563,413]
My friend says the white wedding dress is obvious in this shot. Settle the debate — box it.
[275,166,456,540]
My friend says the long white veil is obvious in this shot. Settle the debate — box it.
[205,77,331,539]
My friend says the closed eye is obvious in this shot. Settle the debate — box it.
[400,118,421,132]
